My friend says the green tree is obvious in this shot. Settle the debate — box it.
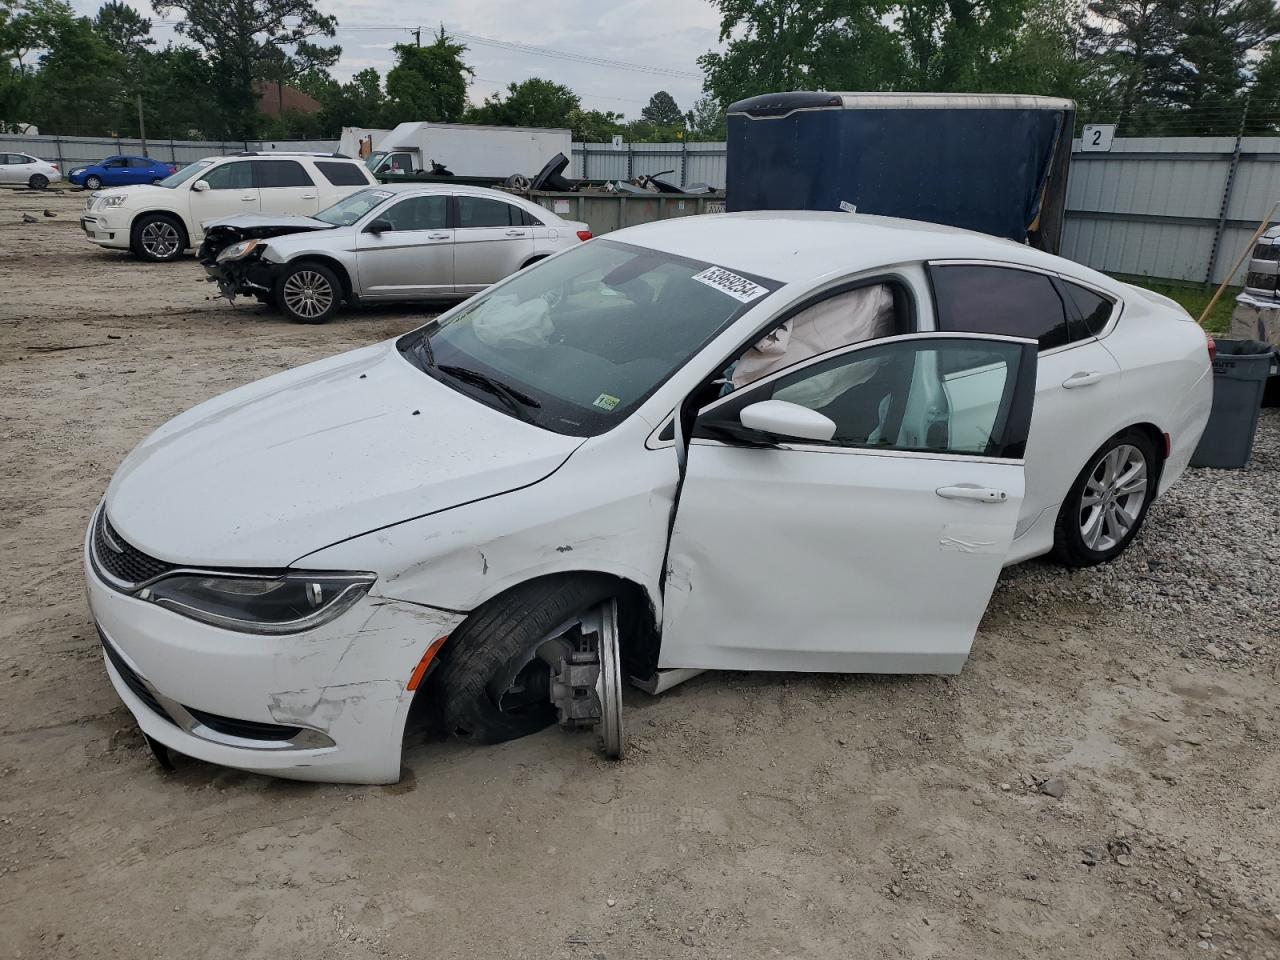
[1081,0,1179,130]
[382,29,470,125]
[640,89,683,126]
[316,66,383,129]
[468,77,579,127]
[29,5,123,133]
[1163,0,1280,125]
[94,0,151,58]
[153,0,340,138]
[685,92,727,139]
[567,107,624,141]
[140,44,223,137]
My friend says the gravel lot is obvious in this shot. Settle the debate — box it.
[1,186,1278,960]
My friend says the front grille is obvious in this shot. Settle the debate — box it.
[99,630,176,726]
[92,509,176,587]
[184,707,302,742]
[1254,243,1280,262]
[1246,271,1278,292]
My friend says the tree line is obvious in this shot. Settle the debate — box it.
[2,0,1279,142]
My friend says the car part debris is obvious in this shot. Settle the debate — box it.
[504,173,532,192]
[531,153,577,192]
[545,600,624,759]
[429,160,454,176]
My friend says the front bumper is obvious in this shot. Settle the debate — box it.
[201,256,281,300]
[84,521,464,783]
[80,213,129,249]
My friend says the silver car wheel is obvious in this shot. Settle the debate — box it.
[140,220,181,259]
[282,270,335,320]
[1078,443,1148,552]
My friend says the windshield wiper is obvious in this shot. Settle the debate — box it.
[409,331,436,370]
[437,364,542,421]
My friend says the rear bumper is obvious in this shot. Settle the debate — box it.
[85,519,464,783]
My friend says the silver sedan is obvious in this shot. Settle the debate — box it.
[198,184,593,323]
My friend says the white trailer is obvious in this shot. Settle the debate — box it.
[351,122,572,179]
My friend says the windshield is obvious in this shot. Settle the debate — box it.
[156,160,211,189]
[398,239,779,435]
[365,151,387,171]
[315,188,394,226]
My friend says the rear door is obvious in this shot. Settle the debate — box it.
[452,194,535,294]
[0,155,17,184]
[928,262,1124,540]
[126,157,156,184]
[355,193,454,299]
[660,333,1037,674]
[253,159,320,215]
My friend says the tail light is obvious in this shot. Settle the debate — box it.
[1206,334,1216,362]
[50,163,59,171]
[576,229,593,242]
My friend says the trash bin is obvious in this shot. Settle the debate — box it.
[1191,339,1278,468]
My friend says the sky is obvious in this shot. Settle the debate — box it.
[69,0,725,120]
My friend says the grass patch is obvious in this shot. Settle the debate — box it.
[1119,278,1239,335]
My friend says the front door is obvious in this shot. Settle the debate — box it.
[0,154,18,184]
[660,333,1038,674]
[253,159,321,216]
[189,160,260,239]
[451,194,535,294]
[355,194,455,299]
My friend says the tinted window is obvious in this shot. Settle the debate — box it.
[696,338,1028,458]
[1061,280,1115,336]
[381,195,447,231]
[520,207,544,226]
[932,265,1073,351]
[202,162,254,190]
[253,160,313,188]
[316,161,370,186]
[104,157,128,168]
[127,157,152,168]
[457,195,517,228]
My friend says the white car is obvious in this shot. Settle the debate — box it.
[79,152,377,262]
[0,151,61,189]
[85,212,1213,783]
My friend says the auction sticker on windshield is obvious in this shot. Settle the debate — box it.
[691,266,769,303]
[371,190,393,199]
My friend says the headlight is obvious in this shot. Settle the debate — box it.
[71,168,86,176]
[216,238,262,262]
[99,194,127,208]
[138,571,375,634]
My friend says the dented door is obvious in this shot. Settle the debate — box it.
[659,333,1038,675]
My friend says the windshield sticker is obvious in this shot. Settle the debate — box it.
[691,266,768,304]
[371,190,393,199]
[593,393,621,411]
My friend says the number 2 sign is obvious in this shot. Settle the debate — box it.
[1081,124,1116,153]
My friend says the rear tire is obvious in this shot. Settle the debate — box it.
[84,175,102,191]
[275,262,342,324]
[28,174,48,190]
[1051,429,1159,567]
[432,575,619,744]
[131,213,187,262]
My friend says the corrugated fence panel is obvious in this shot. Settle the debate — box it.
[0,134,338,169]
[572,142,727,188]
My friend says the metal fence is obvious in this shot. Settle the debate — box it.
[7,131,1270,285]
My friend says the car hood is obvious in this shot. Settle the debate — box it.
[105,341,583,568]
[199,214,337,259]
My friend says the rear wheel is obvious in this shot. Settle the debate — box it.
[433,576,620,744]
[1051,429,1158,567]
[131,213,186,262]
[84,174,102,191]
[275,262,342,324]
[28,174,48,190]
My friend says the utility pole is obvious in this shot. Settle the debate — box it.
[413,26,422,46]
[136,93,147,157]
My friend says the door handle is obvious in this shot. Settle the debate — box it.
[505,229,527,237]
[1062,370,1103,389]
[427,232,449,240]
[240,195,256,202]
[936,485,1009,503]
[301,194,316,199]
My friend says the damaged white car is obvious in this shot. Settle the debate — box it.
[86,212,1213,784]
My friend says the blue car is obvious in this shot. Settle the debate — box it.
[67,155,176,191]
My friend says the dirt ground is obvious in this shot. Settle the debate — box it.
[1,186,1277,960]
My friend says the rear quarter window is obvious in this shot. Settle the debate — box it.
[316,161,373,186]
[1060,280,1116,337]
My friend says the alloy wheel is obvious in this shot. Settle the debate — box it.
[281,271,334,320]
[1078,443,1148,552]
[86,176,101,190]
[140,220,181,259]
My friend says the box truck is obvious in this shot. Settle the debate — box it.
[340,122,573,180]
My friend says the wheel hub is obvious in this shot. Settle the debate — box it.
[1079,443,1148,552]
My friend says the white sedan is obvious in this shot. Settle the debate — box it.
[85,212,1213,783]
[0,151,61,189]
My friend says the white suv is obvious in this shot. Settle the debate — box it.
[80,153,377,262]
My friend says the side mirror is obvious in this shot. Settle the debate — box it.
[192,179,210,192]
[366,218,393,234]
[739,400,836,442]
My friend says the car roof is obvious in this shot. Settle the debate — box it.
[371,182,547,210]
[611,211,1120,292]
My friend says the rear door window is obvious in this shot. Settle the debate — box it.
[457,195,519,228]
[931,264,1076,351]
[381,195,448,232]
[316,161,370,186]
[253,160,314,188]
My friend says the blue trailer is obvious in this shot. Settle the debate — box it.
[725,92,1075,254]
